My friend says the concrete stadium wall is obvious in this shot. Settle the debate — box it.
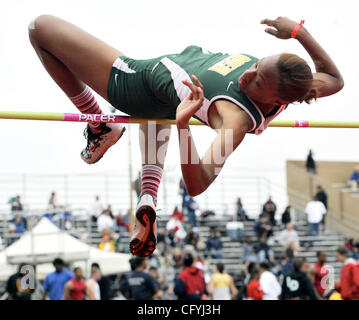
[286,160,359,239]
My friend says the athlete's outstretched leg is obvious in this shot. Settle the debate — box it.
[28,14,125,163]
[130,123,171,257]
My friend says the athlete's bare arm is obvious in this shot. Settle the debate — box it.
[62,281,72,300]
[261,16,344,98]
[176,76,251,196]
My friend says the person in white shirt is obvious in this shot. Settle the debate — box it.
[279,223,301,252]
[91,195,103,219]
[305,196,326,237]
[86,267,101,300]
[97,209,114,233]
[259,262,281,300]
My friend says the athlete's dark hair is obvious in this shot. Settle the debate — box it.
[183,253,194,267]
[259,262,270,270]
[316,251,325,258]
[91,262,100,269]
[73,267,82,273]
[216,262,225,273]
[53,258,65,266]
[276,53,317,104]
[336,246,349,257]
[292,258,304,272]
[133,257,146,269]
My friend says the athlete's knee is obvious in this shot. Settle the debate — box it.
[28,14,55,45]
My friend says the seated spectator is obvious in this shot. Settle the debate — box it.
[236,198,250,221]
[183,196,198,227]
[246,264,264,300]
[349,165,359,188]
[242,236,257,264]
[226,219,244,241]
[158,257,175,288]
[255,235,275,264]
[10,195,23,213]
[259,262,281,300]
[171,247,183,269]
[262,196,277,226]
[166,213,186,247]
[98,231,116,252]
[14,215,26,235]
[279,223,301,252]
[281,259,318,300]
[174,253,206,300]
[281,206,291,227]
[206,228,223,259]
[208,262,238,300]
[254,214,273,239]
[184,226,199,249]
[115,212,128,233]
[171,206,184,223]
[97,209,114,233]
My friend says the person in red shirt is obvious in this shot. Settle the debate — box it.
[310,251,330,298]
[63,267,87,300]
[246,265,264,300]
[335,247,359,300]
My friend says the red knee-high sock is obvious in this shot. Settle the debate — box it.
[69,86,103,134]
[140,165,163,205]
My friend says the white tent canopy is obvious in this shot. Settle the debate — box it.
[0,218,131,280]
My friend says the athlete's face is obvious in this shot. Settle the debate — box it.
[238,54,290,106]
[75,268,83,280]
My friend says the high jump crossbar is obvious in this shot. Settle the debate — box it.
[0,111,358,128]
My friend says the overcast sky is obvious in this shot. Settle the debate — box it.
[0,0,358,211]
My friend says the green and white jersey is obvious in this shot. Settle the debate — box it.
[107,45,287,135]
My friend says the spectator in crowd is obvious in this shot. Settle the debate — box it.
[91,263,113,300]
[97,209,114,233]
[10,195,23,213]
[174,253,206,300]
[90,195,103,222]
[158,257,175,289]
[309,251,330,299]
[183,196,198,227]
[349,165,359,188]
[179,178,189,212]
[133,171,141,200]
[171,206,184,222]
[166,212,186,247]
[6,263,33,300]
[42,258,74,300]
[246,264,265,300]
[262,196,277,226]
[127,257,162,300]
[98,231,116,252]
[115,211,128,233]
[315,185,328,230]
[280,259,318,300]
[306,149,317,174]
[86,267,102,300]
[235,198,250,221]
[206,228,223,260]
[281,248,295,277]
[281,206,291,227]
[13,215,26,235]
[48,191,63,213]
[350,242,359,260]
[242,236,257,264]
[184,226,199,249]
[279,223,301,253]
[118,258,137,299]
[255,235,275,264]
[259,262,281,300]
[171,247,183,269]
[62,267,87,300]
[208,263,238,300]
[305,195,326,238]
[254,214,273,240]
[335,247,359,300]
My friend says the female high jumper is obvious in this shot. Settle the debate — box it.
[28,15,343,257]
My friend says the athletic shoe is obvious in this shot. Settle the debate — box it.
[130,194,157,257]
[80,123,125,164]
